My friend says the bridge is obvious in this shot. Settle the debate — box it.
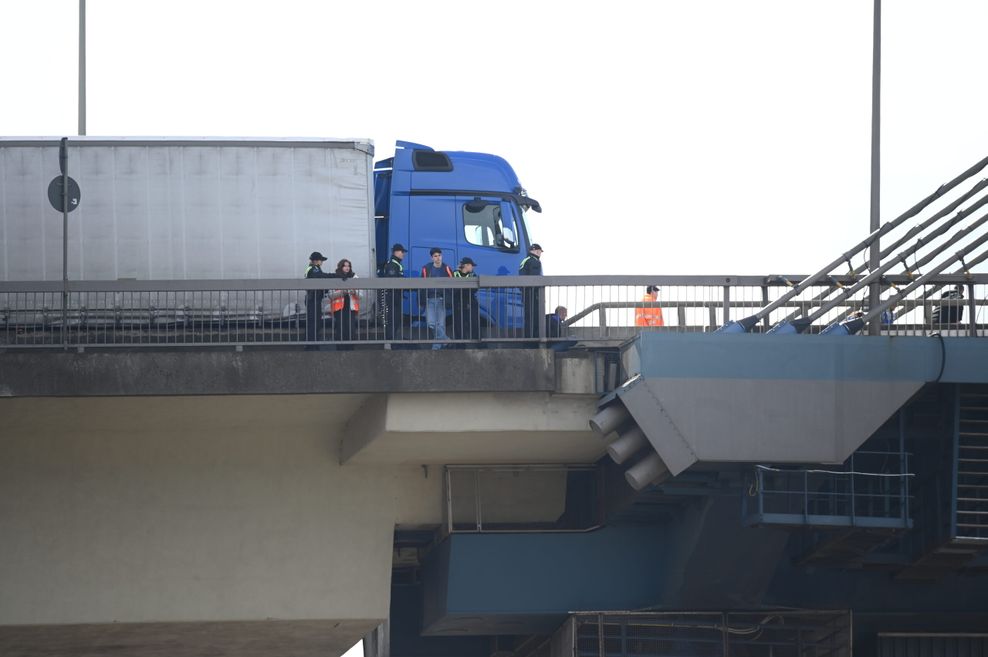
[2,270,988,657]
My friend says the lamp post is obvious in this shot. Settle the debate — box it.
[868,0,881,335]
[79,0,86,136]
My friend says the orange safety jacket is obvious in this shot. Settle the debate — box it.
[635,294,664,327]
[330,287,360,313]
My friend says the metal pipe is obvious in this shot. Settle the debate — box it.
[774,179,988,327]
[868,0,882,335]
[848,236,988,330]
[607,426,648,465]
[78,0,86,136]
[589,404,630,437]
[725,154,988,331]
[625,452,669,491]
[891,248,988,322]
[60,138,69,348]
[807,203,988,324]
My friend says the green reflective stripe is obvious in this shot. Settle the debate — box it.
[519,256,531,271]
[304,265,314,277]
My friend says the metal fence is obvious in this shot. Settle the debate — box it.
[553,611,851,657]
[0,274,985,349]
[743,450,913,530]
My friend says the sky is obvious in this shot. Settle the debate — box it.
[1,0,987,276]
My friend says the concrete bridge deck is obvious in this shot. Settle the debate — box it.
[2,334,988,657]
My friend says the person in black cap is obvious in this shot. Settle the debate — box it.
[453,256,480,344]
[303,251,336,349]
[519,243,544,341]
[380,243,407,342]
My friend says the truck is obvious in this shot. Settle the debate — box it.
[0,137,541,328]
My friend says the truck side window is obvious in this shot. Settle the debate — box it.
[463,201,519,251]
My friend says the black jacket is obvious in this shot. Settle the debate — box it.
[305,264,336,279]
[519,254,542,276]
[381,257,404,278]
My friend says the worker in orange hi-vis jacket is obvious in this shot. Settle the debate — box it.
[635,285,665,327]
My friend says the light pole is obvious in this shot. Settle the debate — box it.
[868,0,881,335]
[79,0,86,136]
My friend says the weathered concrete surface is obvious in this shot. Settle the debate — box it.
[342,393,602,465]
[0,348,557,397]
[0,348,600,656]
[0,395,441,657]
[0,619,371,657]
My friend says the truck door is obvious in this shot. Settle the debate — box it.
[457,197,522,274]
[408,194,457,274]
[457,197,525,329]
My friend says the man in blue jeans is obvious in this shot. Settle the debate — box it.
[420,247,454,349]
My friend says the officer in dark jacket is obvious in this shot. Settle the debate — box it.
[519,243,544,340]
[453,257,481,344]
[380,243,406,341]
[932,284,965,327]
[304,251,336,348]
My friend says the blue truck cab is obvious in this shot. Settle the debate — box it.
[374,141,541,328]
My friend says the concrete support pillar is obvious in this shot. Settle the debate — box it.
[363,619,389,657]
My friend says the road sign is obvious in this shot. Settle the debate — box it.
[48,176,81,213]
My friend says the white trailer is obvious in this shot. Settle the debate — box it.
[0,137,376,282]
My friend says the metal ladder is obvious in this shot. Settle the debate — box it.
[955,385,988,541]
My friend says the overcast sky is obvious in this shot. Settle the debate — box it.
[1,0,986,276]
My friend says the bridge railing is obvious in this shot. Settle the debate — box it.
[0,274,985,349]
[559,610,851,657]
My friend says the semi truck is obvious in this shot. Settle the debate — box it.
[0,137,541,326]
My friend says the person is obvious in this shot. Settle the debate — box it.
[453,256,481,344]
[545,306,577,351]
[380,243,407,342]
[303,251,336,349]
[331,259,360,348]
[635,285,665,327]
[420,247,454,349]
[519,243,544,341]
[932,284,965,327]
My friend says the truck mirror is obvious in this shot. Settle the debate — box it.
[501,226,516,247]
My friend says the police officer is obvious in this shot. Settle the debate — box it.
[519,243,544,340]
[380,243,406,341]
[304,251,336,349]
[453,256,480,344]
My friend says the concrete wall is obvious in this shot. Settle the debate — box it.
[342,393,602,465]
[0,395,441,656]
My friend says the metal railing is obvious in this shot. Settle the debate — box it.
[555,610,851,657]
[0,274,985,349]
[744,451,913,530]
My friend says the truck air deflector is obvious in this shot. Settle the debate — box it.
[406,190,541,213]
